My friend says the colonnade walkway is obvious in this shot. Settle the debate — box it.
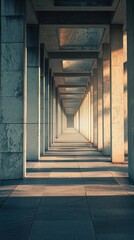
[0,129,134,240]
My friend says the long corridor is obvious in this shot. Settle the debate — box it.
[0,129,134,240]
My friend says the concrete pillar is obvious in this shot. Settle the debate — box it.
[93,69,98,147]
[126,0,134,180]
[77,111,79,131]
[77,109,80,132]
[97,59,103,151]
[27,25,40,161]
[0,0,26,179]
[110,25,124,163]
[64,111,67,130]
[90,76,94,144]
[45,58,49,151]
[86,94,89,139]
[52,78,56,144]
[58,100,62,136]
[74,112,78,131]
[102,44,111,156]
[88,90,91,142]
[56,91,62,138]
[40,44,45,155]
[123,31,128,156]
[62,110,65,132]
[80,100,84,136]
[61,108,63,133]
[49,69,52,147]
[56,88,58,138]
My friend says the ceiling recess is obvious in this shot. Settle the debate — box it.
[54,0,113,7]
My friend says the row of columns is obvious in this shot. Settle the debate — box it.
[74,24,128,165]
[0,0,67,180]
[1,0,134,182]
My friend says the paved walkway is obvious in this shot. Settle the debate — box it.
[0,129,134,240]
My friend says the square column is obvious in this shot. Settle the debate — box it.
[51,77,54,144]
[110,25,124,163]
[40,44,45,155]
[52,80,56,143]
[27,25,40,161]
[90,76,94,144]
[86,94,89,139]
[123,31,128,156]
[49,69,52,147]
[56,88,58,138]
[88,90,91,142]
[58,100,62,136]
[127,0,134,180]
[102,44,111,156]
[45,59,49,151]
[0,0,26,179]
[97,59,103,151]
[93,69,98,147]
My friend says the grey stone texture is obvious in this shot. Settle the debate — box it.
[0,0,26,179]
[27,25,40,161]
[45,59,50,151]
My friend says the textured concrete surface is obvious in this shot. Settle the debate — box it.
[0,128,134,240]
[127,0,134,181]
[59,28,104,50]
[93,69,98,147]
[27,25,40,161]
[110,25,124,163]
[0,0,25,179]
[123,31,128,156]
[102,44,111,156]
[97,59,103,151]
[90,75,94,144]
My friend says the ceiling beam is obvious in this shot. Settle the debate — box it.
[54,73,91,77]
[48,51,98,59]
[61,95,84,101]
[59,92,85,94]
[58,85,87,88]
[37,11,111,25]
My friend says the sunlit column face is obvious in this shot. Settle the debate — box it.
[123,31,128,155]
[110,25,124,163]
[102,44,111,156]
[97,59,103,151]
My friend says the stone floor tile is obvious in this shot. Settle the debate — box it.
[0,129,133,240]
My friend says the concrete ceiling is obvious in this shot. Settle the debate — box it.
[29,0,126,116]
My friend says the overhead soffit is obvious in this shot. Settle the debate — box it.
[62,98,81,102]
[58,87,86,94]
[55,76,89,86]
[62,60,93,72]
[59,28,105,50]
[32,0,118,11]
[31,0,123,116]
[64,77,89,85]
[54,0,113,7]
[60,94,84,99]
